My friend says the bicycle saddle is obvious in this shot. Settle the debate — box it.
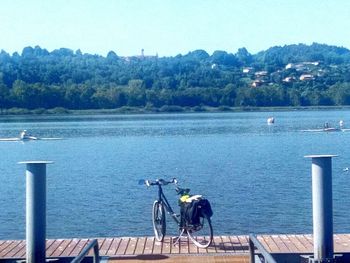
[176,187,190,195]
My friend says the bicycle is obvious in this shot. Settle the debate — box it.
[139,178,213,248]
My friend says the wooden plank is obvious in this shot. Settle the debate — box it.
[0,240,22,258]
[196,237,208,254]
[334,234,350,252]
[99,238,113,256]
[286,234,309,253]
[116,237,130,255]
[237,235,249,253]
[179,237,190,254]
[259,235,279,253]
[124,237,137,255]
[160,236,172,254]
[0,241,18,258]
[97,238,106,255]
[272,235,292,252]
[213,236,226,253]
[70,239,89,256]
[152,238,163,254]
[18,242,27,258]
[46,239,65,257]
[303,234,315,251]
[106,238,122,256]
[294,235,313,252]
[229,235,244,253]
[13,240,26,258]
[0,240,11,251]
[44,239,56,257]
[170,236,180,254]
[3,240,25,258]
[0,241,14,257]
[51,239,73,257]
[207,236,217,254]
[61,238,80,256]
[278,235,298,252]
[133,237,146,255]
[219,235,234,253]
[336,233,350,243]
[143,237,154,254]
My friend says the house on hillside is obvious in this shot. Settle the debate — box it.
[251,79,266,87]
[254,71,268,78]
[282,76,296,83]
[243,67,254,73]
[285,62,320,71]
[299,74,315,81]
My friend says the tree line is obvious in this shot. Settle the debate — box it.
[1,43,350,112]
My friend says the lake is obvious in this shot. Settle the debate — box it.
[1,110,350,240]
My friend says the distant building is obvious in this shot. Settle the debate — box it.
[285,63,294,69]
[285,61,320,70]
[251,79,266,87]
[282,76,296,83]
[242,67,254,73]
[254,71,268,77]
[299,74,315,81]
[120,49,158,61]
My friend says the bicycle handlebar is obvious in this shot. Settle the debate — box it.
[142,178,190,195]
[144,178,178,186]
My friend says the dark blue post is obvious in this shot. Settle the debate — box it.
[19,161,53,263]
[305,155,336,263]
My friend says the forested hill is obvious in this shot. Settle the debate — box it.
[1,43,350,112]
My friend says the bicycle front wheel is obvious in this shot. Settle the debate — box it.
[187,215,213,248]
[152,200,166,242]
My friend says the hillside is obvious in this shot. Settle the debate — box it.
[0,43,350,112]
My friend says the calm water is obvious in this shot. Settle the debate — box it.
[1,110,350,240]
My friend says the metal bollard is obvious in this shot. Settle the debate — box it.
[305,155,336,263]
[19,161,53,263]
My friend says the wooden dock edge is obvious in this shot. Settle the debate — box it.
[1,234,350,262]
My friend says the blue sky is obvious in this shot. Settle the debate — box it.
[0,0,349,57]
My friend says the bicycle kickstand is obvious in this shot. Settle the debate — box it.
[172,228,185,246]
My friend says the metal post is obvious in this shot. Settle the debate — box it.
[305,155,336,263]
[19,161,53,263]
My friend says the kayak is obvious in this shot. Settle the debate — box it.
[0,137,63,141]
[301,128,350,132]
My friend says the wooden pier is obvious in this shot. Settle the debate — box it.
[2,234,350,262]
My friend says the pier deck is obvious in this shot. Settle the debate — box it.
[1,234,350,262]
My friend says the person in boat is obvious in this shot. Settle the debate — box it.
[324,122,329,129]
[267,117,275,124]
[19,130,37,140]
[19,130,27,139]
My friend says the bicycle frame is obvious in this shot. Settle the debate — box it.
[156,184,180,225]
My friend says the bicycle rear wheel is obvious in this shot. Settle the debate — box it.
[187,215,213,248]
[152,200,166,241]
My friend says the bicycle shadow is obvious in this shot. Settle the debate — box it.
[210,241,249,252]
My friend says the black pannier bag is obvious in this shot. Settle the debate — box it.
[181,198,213,226]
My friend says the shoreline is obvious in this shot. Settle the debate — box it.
[2,105,350,116]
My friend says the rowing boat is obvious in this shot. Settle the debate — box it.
[0,137,63,141]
